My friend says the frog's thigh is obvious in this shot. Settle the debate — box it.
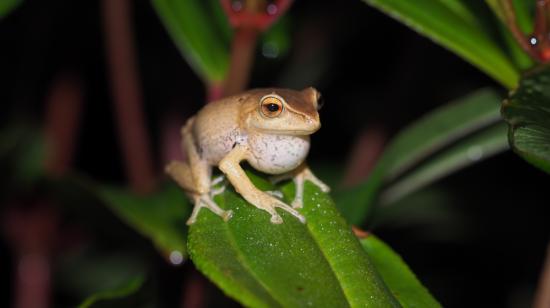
[165,160,199,194]
[182,122,211,194]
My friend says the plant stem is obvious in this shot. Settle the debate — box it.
[501,0,542,61]
[223,27,259,96]
[102,0,156,194]
[534,241,550,308]
[44,73,83,176]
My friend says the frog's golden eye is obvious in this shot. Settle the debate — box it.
[259,95,284,118]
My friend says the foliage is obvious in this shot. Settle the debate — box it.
[0,0,22,18]
[188,172,422,307]
[3,0,550,306]
[502,66,550,174]
[335,89,507,224]
[362,0,519,88]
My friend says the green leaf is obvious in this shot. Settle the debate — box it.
[0,0,22,17]
[0,124,46,189]
[78,275,146,308]
[502,66,550,174]
[188,174,399,307]
[151,0,230,82]
[379,122,508,205]
[335,89,505,224]
[361,235,441,308]
[96,183,191,259]
[362,0,519,88]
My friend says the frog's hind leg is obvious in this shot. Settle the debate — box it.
[166,119,232,225]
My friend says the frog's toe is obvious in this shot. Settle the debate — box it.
[291,198,303,209]
[270,214,284,224]
[222,210,233,222]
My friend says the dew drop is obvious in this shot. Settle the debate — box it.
[169,250,183,265]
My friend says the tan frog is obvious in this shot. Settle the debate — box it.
[166,87,329,225]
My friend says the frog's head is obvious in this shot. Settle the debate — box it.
[243,87,323,135]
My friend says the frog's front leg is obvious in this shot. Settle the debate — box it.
[275,164,330,209]
[219,144,306,224]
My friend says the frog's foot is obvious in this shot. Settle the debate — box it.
[291,168,331,209]
[245,191,305,224]
[186,194,233,225]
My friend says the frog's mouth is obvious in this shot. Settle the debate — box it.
[258,126,320,136]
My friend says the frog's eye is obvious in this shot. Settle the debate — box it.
[260,95,284,118]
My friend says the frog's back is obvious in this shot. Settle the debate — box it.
[192,96,243,165]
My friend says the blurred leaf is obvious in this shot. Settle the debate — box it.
[361,235,441,308]
[57,251,147,308]
[0,124,46,190]
[188,173,399,307]
[486,0,534,33]
[335,89,505,224]
[151,0,230,82]
[261,16,291,59]
[502,66,550,174]
[362,0,519,88]
[486,0,534,70]
[379,122,508,205]
[96,183,191,259]
[78,276,146,308]
[0,0,22,17]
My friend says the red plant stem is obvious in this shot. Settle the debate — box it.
[7,72,84,308]
[102,0,156,194]
[207,82,224,102]
[534,0,548,41]
[534,241,550,308]
[223,27,259,96]
[501,0,542,61]
[341,126,387,187]
[181,271,207,308]
[44,73,83,176]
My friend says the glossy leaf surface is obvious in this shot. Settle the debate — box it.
[188,174,399,307]
[502,66,550,174]
[362,0,518,88]
[361,235,441,308]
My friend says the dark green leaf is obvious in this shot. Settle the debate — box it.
[379,123,508,205]
[335,89,505,224]
[502,66,550,174]
[78,276,146,308]
[0,124,46,189]
[151,0,230,82]
[97,183,191,259]
[0,0,22,17]
[361,235,441,308]
[188,174,399,307]
[362,0,519,88]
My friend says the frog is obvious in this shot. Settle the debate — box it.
[165,87,330,225]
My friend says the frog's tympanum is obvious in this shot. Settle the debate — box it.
[166,87,329,225]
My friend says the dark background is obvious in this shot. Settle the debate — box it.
[0,0,548,307]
